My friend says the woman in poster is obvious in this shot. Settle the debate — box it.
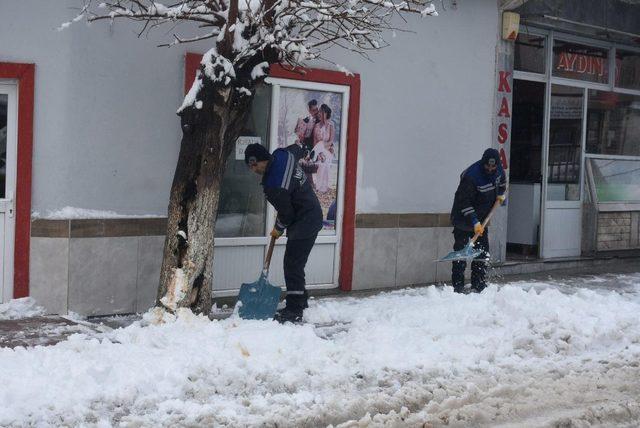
[312,104,335,193]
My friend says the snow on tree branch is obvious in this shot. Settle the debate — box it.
[69,0,436,110]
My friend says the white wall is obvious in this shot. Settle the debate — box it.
[330,0,500,213]
[0,0,212,216]
[0,0,498,217]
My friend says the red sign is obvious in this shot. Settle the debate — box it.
[556,52,607,78]
[496,71,511,170]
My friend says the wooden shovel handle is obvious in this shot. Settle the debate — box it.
[469,186,509,245]
[263,235,277,273]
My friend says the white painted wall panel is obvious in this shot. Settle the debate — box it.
[0,0,498,217]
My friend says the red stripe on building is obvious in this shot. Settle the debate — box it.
[0,62,35,298]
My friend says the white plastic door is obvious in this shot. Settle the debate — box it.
[0,82,17,303]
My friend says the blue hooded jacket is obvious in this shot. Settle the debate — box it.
[261,148,323,240]
[450,149,506,231]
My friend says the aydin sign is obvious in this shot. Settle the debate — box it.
[556,52,608,78]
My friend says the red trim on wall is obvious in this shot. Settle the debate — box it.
[0,62,35,299]
[185,52,201,95]
[269,65,361,293]
[184,55,361,292]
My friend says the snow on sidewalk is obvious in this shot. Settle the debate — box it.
[0,298,103,348]
[0,297,45,320]
[1,275,640,427]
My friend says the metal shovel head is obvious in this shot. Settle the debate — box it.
[238,273,282,320]
[439,243,483,262]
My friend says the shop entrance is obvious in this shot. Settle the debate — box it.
[0,82,17,303]
[508,28,640,260]
[507,79,545,259]
[507,81,587,259]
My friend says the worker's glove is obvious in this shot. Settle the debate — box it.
[270,228,284,239]
[473,222,485,236]
[497,194,506,205]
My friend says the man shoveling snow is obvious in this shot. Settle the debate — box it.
[245,143,323,323]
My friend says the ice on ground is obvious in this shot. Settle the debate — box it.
[1,275,640,427]
[0,298,45,320]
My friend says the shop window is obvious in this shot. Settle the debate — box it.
[552,40,609,84]
[514,33,546,74]
[510,80,545,182]
[215,84,271,237]
[547,85,583,201]
[586,90,640,157]
[616,50,640,91]
[588,158,640,203]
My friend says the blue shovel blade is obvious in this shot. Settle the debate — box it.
[237,274,282,320]
[439,243,483,262]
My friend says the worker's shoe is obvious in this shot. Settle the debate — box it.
[274,307,303,324]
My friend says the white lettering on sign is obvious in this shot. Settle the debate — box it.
[550,96,582,119]
[235,136,262,160]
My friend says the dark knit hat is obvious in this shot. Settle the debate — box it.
[481,148,500,167]
[244,143,272,164]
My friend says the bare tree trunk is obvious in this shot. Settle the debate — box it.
[156,79,252,315]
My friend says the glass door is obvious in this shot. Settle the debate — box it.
[541,84,586,257]
[265,78,350,290]
[210,79,350,295]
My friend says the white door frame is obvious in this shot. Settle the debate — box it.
[265,77,350,290]
[211,78,350,296]
[0,81,18,303]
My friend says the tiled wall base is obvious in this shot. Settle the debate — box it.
[352,227,472,290]
[30,236,164,316]
[351,227,640,291]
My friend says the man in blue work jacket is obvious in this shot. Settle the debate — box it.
[245,143,323,323]
[450,148,507,293]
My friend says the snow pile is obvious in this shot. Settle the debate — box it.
[1,277,640,426]
[0,298,45,320]
[37,206,164,219]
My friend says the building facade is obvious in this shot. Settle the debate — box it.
[0,0,638,315]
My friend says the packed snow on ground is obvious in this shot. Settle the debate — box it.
[36,206,165,219]
[2,274,640,427]
[0,297,45,320]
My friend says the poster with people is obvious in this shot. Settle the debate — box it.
[277,87,343,234]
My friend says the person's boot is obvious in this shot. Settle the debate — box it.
[274,307,303,324]
[471,261,487,293]
[275,294,306,324]
[452,260,466,293]
[470,283,486,293]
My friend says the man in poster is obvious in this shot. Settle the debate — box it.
[289,99,319,162]
[245,143,323,323]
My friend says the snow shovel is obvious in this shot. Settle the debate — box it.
[237,235,282,320]
[438,197,503,263]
